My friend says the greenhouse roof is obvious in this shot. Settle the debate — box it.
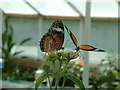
[0,0,119,19]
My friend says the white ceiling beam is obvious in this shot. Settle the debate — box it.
[66,1,84,17]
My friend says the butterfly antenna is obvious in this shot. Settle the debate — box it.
[64,25,70,34]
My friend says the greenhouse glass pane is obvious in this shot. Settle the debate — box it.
[91,0,118,17]
[68,0,118,18]
[26,0,79,16]
[0,0,37,14]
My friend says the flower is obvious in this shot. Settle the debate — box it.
[75,60,84,67]
[44,50,79,62]
[69,52,76,58]
[76,73,81,78]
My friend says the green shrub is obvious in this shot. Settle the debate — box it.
[89,51,120,89]
[1,17,32,81]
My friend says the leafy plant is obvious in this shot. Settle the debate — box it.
[35,51,85,90]
[1,17,31,80]
[89,51,120,89]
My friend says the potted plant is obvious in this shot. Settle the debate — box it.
[1,17,31,81]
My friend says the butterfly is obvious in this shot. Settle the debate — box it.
[40,20,64,52]
[65,26,105,52]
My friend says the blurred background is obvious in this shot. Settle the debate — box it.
[0,0,119,89]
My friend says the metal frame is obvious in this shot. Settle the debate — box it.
[0,9,2,56]
[0,9,3,89]
[4,13,118,21]
[82,1,91,88]
[38,18,43,59]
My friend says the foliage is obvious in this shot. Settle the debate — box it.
[50,59,84,87]
[89,52,120,89]
[2,61,35,81]
[35,51,85,90]
[1,17,32,80]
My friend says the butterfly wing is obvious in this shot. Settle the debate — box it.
[49,20,64,33]
[40,20,64,52]
[78,45,105,52]
[65,26,78,47]
[40,33,55,52]
[40,33,64,52]
[49,20,64,47]
[50,31,64,49]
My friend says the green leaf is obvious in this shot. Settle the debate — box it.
[13,51,24,56]
[1,48,7,58]
[35,73,52,89]
[8,43,15,52]
[65,73,85,89]
[2,30,8,46]
[19,38,31,45]
[54,60,60,72]
[49,62,54,71]
[5,17,9,30]
[7,35,13,48]
[9,25,14,36]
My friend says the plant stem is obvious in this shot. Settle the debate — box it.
[63,62,69,74]
[61,77,66,89]
[48,76,52,90]
[55,78,59,90]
